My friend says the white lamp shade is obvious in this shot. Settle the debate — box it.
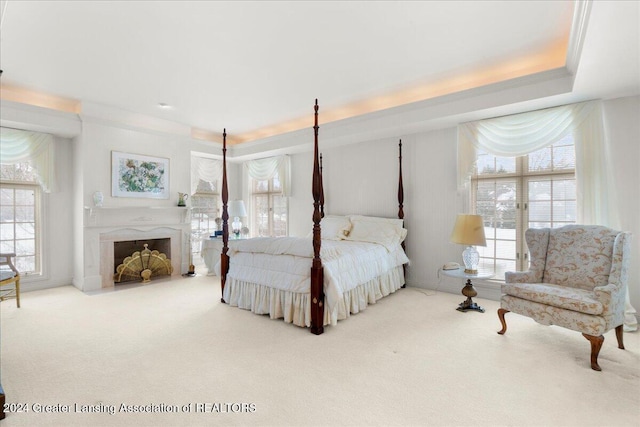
[450,214,487,246]
[228,200,247,218]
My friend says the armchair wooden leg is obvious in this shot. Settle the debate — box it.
[582,333,604,371]
[16,277,20,308]
[497,308,509,335]
[615,324,625,350]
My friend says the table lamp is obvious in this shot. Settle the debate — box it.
[450,214,486,274]
[228,200,247,238]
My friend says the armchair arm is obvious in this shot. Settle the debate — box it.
[594,231,631,321]
[594,283,626,318]
[0,253,19,275]
[505,270,540,284]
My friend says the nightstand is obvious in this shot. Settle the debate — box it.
[200,237,247,275]
[441,267,494,313]
[201,238,223,275]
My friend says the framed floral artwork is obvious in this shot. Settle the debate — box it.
[111,151,169,199]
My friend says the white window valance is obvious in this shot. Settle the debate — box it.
[190,156,223,195]
[0,127,56,193]
[457,100,615,227]
[244,155,291,196]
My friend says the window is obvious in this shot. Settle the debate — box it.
[190,179,220,254]
[0,162,42,276]
[251,172,287,237]
[189,155,223,258]
[472,135,576,280]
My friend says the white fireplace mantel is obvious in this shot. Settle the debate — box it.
[84,206,190,228]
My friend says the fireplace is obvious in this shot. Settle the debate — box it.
[80,206,190,291]
[98,228,183,288]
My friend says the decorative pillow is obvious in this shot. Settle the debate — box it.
[345,215,407,249]
[307,215,352,240]
[348,215,404,228]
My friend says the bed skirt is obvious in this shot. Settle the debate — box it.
[223,265,405,327]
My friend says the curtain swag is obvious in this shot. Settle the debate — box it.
[0,127,56,192]
[458,101,599,190]
[456,100,615,226]
[190,156,223,195]
[244,155,291,196]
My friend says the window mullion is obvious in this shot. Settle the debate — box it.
[517,169,526,272]
[268,194,273,236]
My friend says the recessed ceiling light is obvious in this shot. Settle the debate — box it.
[157,102,173,110]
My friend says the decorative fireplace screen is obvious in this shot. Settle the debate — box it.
[114,243,173,283]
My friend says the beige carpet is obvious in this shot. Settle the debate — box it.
[1,272,639,427]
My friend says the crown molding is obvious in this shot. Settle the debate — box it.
[79,101,192,137]
[229,67,576,161]
[0,99,81,137]
[2,65,577,160]
[78,101,224,153]
[566,0,593,76]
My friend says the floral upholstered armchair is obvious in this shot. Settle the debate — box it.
[497,225,631,371]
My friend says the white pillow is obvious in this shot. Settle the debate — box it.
[346,215,407,249]
[307,215,352,240]
[348,215,404,228]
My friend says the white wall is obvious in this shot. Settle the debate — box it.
[288,138,411,237]
[72,133,85,289]
[25,136,75,291]
[80,122,193,210]
[602,95,640,314]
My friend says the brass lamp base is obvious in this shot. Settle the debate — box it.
[186,264,196,277]
[457,278,485,313]
[463,268,477,274]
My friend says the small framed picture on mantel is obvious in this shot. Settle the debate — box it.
[111,151,169,199]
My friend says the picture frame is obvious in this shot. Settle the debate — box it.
[111,151,169,199]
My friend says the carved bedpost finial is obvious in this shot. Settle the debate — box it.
[320,153,325,218]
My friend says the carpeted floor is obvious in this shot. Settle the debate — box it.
[1,272,639,426]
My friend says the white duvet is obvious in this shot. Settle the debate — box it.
[224,237,409,313]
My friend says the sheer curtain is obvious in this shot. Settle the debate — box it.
[242,155,291,235]
[190,155,223,195]
[459,101,599,197]
[244,155,291,196]
[457,100,636,330]
[0,127,56,192]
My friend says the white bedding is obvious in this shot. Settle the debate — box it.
[220,236,409,326]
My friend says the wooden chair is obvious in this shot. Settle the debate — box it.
[498,225,631,371]
[0,253,21,308]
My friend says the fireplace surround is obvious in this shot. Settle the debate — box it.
[81,206,190,291]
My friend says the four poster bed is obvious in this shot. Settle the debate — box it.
[218,100,408,335]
